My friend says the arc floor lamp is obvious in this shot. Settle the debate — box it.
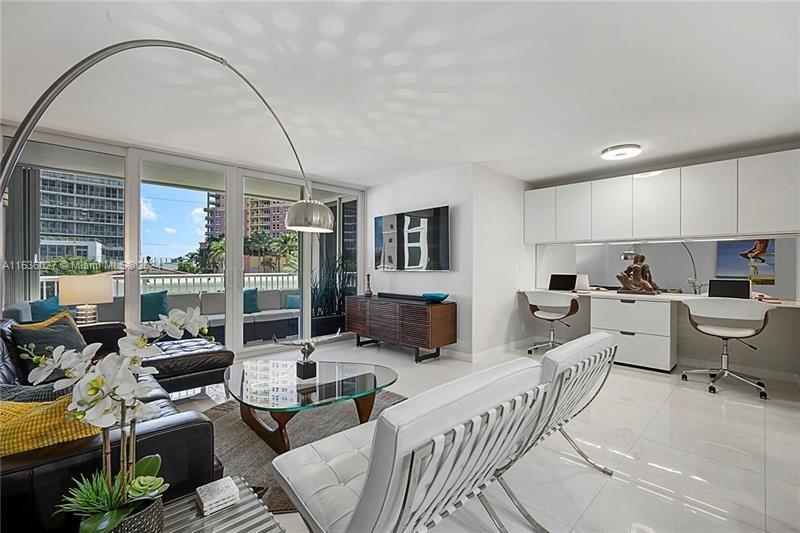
[0,39,334,233]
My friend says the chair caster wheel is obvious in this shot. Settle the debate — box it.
[681,373,688,382]
[708,385,716,394]
[709,373,717,379]
[757,381,765,388]
[760,391,768,400]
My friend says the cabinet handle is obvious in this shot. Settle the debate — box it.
[620,299,636,304]
[620,331,636,336]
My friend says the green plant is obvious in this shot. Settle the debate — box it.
[311,253,356,318]
[58,455,168,533]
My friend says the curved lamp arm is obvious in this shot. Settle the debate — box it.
[0,39,312,201]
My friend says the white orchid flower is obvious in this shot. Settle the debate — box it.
[158,309,186,339]
[127,354,159,375]
[127,399,161,422]
[118,335,162,359]
[80,394,117,428]
[29,345,76,386]
[124,323,161,340]
[183,306,208,337]
[51,343,102,390]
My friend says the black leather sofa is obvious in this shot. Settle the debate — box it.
[0,320,234,532]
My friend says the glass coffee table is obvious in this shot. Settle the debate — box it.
[224,359,398,454]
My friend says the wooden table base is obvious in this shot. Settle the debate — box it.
[240,392,378,454]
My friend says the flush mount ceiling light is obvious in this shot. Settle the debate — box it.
[0,39,334,233]
[601,144,642,161]
[634,170,663,178]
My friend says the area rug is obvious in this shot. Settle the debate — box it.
[204,390,406,513]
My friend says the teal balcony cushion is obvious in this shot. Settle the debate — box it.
[141,290,169,322]
[244,288,260,314]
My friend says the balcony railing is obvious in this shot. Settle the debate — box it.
[40,272,299,299]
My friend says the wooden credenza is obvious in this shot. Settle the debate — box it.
[345,296,457,362]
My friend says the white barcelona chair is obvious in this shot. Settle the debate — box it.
[524,290,579,353]
[681,298,775,399]
[272,332,617,532]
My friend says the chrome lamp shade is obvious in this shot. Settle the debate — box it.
[285,199,335,233]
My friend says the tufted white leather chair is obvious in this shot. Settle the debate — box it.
[272,332,617,532]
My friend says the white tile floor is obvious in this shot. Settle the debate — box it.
[177,340,800,533]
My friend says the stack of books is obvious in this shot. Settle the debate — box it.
[195,476,240,516]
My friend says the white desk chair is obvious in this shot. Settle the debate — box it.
[682,298,775,399]
[524,290,579,353]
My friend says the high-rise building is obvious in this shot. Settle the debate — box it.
[205,192,225,240]
[39,169,125,263]
[205,192,290,241]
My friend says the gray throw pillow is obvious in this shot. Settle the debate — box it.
[11,313,87,385]
[0,382,71,402]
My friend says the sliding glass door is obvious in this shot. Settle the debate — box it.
[240,174,303,348]
[1,139,126,321]
[310,186,359,336]
[137,155,228,341]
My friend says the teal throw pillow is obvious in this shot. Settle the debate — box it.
[243,288,260,314]
[141,291,169,322]
[30,296,67,322]
[285,294,300,309]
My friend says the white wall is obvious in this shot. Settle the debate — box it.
[471,164,536,355]
[366,165,475,355]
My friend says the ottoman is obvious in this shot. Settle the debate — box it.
[147,337,235,393]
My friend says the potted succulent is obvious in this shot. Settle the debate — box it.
[19,307,209,533]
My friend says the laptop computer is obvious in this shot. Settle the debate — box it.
[548,274,578,291]
[708,279,751,299]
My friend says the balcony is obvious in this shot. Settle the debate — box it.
[40,271,299,299]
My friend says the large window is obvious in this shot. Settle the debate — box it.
[311,187,358,336]
[241,175,302,347]
[2,140,125,321]
[139,159,227,339]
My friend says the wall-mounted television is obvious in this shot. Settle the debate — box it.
[375,206,450,271]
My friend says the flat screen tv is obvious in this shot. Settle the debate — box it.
[375,206,450,271]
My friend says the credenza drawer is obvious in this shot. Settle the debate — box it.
[592,327,674,371]
[590,298,671,336]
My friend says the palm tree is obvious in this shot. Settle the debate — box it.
[207,238,225,273]
[274,233,298,270]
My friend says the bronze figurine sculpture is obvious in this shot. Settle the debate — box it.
[617,254,660,295]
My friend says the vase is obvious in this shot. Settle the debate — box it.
[111,498,164,533]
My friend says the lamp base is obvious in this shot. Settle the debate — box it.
[75,304,98,324]
[297,360,317,380]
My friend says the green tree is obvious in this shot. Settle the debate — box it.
[207,238,226,273]
[42,256,114,276]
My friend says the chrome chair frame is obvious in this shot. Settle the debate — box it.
[394,344,617,532]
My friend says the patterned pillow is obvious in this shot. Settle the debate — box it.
[0,383,71,402]
[10,311,87,385]
[0,396,101,457]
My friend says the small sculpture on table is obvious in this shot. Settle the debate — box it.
[616,254,660,295]
[365,273,373,297]
[273,329,342,379]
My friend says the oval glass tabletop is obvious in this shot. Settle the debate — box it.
[224,359,398,413]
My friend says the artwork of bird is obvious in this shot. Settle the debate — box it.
[739,239,770,264]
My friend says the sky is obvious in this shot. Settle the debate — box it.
[140,183,207,261]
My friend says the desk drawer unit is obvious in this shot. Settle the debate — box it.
[590,297,676,371]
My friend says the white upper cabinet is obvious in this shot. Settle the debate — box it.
[591,175,632,241]
[632,168,681,238]
[524,187,556,244]
[738,149,800,234]
[681,159,738,237]
[556,182,592,241]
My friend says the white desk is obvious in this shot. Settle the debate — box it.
[520,290,800,372]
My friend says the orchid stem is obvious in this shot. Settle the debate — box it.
[102,428,112,492]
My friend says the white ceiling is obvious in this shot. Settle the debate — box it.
[1,2,798,188]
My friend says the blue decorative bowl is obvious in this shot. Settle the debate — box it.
[422,292,449,303]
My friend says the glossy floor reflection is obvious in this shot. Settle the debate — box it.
[179,340,800,533]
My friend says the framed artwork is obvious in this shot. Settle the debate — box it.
[716,239,775,285]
